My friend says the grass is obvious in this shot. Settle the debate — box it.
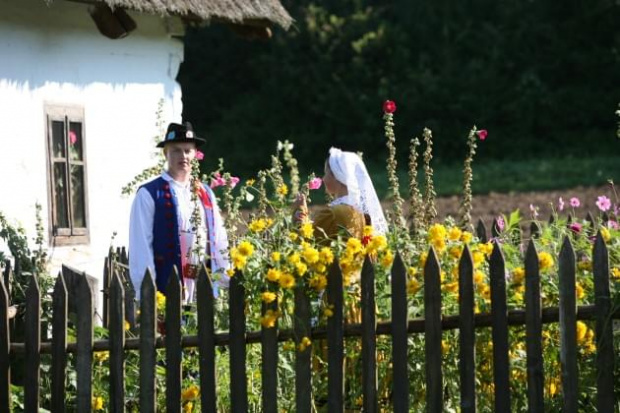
[366,155,620,199]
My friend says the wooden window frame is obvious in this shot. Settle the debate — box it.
[45,104,90,246]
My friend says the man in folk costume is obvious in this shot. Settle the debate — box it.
[129,122,230,303]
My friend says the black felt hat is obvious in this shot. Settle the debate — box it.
[156,122,206,148]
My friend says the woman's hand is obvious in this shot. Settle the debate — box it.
[292,193,308,222]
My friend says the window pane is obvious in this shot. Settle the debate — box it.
[51,120,66,159]
[69,122,83,161]
[71,164,86,228]
[53,162,69,228]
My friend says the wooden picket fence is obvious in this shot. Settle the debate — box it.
[0,222,619,412]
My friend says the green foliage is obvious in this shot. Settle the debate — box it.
[179,0,620,181]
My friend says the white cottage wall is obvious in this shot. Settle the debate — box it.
[0,0,185,316]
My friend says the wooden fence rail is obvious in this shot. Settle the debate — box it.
[1,232,618,412]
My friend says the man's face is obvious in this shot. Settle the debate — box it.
[164,142,197,176]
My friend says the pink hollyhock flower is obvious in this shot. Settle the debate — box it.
[476,129,488,141]
[195,150,204,161]
[383,100,396,114]
[308,177,322,190]
[557,197,565,212]
[496,216,505,232]
[229,176,240,188]
[569,197,580,208]
[607,220,619,230]
[596,195,611,212]
[210,173,226,188]
[569,222,582,233]
[69,131,77,145]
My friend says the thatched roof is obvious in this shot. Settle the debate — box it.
[64,0,293,29]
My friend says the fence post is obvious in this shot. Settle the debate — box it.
[196,265,217,413]
[391,253,409,413]
[109,271,126,413]
[165,268,182,413]
[51,272,68,413]
[295,283,312,413]
[139,269,157,413]
[476,219,487,242]
[558,237,578,413]
[458,245,476,413]
[261,288,278,413]
[24,276,41,413]
[361,256,378,413]
[229,270,248,413]
[592,233,614,412]
[524,241,544,412]
[424,247,442,413]
[489,242,510,412]
[76,272,94,412]
[327,258,344,412]
[0,271,10,412]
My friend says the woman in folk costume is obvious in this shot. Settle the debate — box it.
[129,122,230,303]
[293,147,387,242]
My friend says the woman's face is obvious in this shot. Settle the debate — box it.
[323,161,342,196]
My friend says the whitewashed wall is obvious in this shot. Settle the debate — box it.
[0,0,185,313]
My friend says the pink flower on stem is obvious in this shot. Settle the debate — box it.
[529,204,539,218]
[195,150,205,161]
[229,176,240,188]
[569,222,582,233]
[69,131,77,145]
[607,220,619,230]
[308,177,322,190]
[476,129,488,141]
[569,197,581,208]
[595,195,612,212]
[557,197,565,212]
[210,173,227,188]
[496,216,505,232]
[383,100,396,114]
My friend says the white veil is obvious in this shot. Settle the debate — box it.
[328,148,388,234]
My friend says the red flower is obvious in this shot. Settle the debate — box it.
[476,129,488,141]
[195,150,205,161]
[383,100,396,114]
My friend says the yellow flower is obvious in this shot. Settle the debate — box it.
[448,226,462,241]
[279,272,296,289]
[323,306,334,318]
[575,283,585,300]
[461,231,473,243]
[92,396,104,411]
[277,183,288,196]
[246,178,255,186]
[124,320,130,331]
[287,253,301,265]
[449,246,462,260]
[266,268,281,283]
[612,268,620,279]
[419,252,428,268]
[474,270,485,285]
[428,223,447,240]
[283,340,295,351]
[512,267,525,284]
[380,250,394,267]
[407,267,418,277]
[260,309,280,328]
[472,251,485,267]
[289,232,299,241]
[298,336,312,352]
[295,262,308,276]
[407,278,421,295]
[319,247,334,265]
[363,225,373,237]
[309,275,327,291]
[302,247,320,264]
[226,268,235,277]
[261,291,277,303]
[248,219,267,232]
[576,321,588,343]
[271,251,281,262]
[577,260,592,271]
[94,351,109,363]
[431,238,446,254]
[156,291,166,309]
[300,222,314,239]
[600,227,611,242]
[181,385,200,401]
[538,252,554,271]
[479,242,494,257]
[232,254,247,270]
[441,340,450,354]
[237,241,254,257]
[183,401,194,413]
[346,237,363,254]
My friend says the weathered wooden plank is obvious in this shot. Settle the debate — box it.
[524,241,544,413]
[124,270,136,329]
[295,284,312,413]
[558,237,577,413]
[102,252,111,328]
[25,276,41,412]
[476,219,487,243]
[229,270,248,413]
[165,267,183,413]
[76,272,94,412]
[489,242,511,412]
[361,256,378,413]
[51,272,68,413]
[391,253,409,413]
[0,271,10,412]
[139,269,157,413]
[327,258,344,413]
[592,233,614,412]
[261,290,278,413]
[458,245,476,413]
[109,271,126,413]
[196,265,217,413]
[424,247,443,413]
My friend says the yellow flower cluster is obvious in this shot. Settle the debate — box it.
[181,385,200,401]
[260,309,281,328]
[230,240,254,270]
[156,291,166,309]
[92,396,104,410]
[298,336,312,352]
[538,251,554,271]
[248,218,273,233]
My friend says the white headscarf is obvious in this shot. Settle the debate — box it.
[328,148,388,234]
